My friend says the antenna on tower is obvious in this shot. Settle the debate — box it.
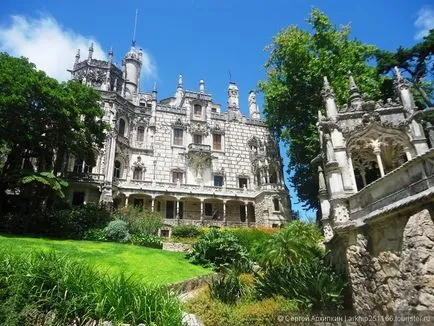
[132,9,138,46]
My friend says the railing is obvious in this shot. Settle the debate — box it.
[188,143,211,152]
[163,218,255,227]
[348,149,434,221]
[66,172,105,183]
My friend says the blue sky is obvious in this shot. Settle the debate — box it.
[1,0,433,218]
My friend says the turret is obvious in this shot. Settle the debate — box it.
[87,43,94,62]
[123,42,142,98]
[74,49,80,67]
[321,76,338,119]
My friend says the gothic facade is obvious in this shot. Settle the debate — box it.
[316,70,434,311]
[66,43,291,227]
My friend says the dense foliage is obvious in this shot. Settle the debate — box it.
[0,53,108,216]
[255,260,347,311]
[0,250,183,325]
[113,206,163,236]
[226,227,276,261]
[130,233,163,249]
[209,269,246,304]
[259,8,382,209]
[376,29,433,108]
[172,225,203,238]
[0,204,110,238]
[188,228,251,272]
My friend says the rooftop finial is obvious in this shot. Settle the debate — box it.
[153,81,157,93]
[199,79,205,94]
[321,76,335,99]
[178,74,183,88]
[132,9,138,47]
[348,71,359,93]
[75,48,80,64]
[88,43,94,61]
[108,47,113,57]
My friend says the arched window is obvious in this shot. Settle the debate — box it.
[114,160,121,178]
[137,126,145,142]
[119,118,126,136]
[133,167,142,180]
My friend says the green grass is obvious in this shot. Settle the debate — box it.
[0,234,211,284]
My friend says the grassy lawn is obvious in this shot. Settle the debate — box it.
[0,235,211,284]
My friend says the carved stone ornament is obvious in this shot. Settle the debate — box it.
[189,122,209,136]
[318,118,340,133]
[185,151,212,170]
[210,123,225,135]
[321,76,335,99]
[132,156,145,170]
[171,118,188,130]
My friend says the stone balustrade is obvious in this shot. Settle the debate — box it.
[348,149,434,221]
[66,172,105,183]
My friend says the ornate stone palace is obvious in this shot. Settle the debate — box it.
[316,70,434,311]
[66,43,291,227]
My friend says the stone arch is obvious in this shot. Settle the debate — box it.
[346,123,413,188]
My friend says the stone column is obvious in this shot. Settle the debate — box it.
[223,200,227,225]
[125,195,129,207]
[360,169,367,188]
[244,202,249,226]
[200,199,204,223]
[151,197,155,212]
[176,199,180,221]
[347,154,358,192]
[404,147,412,161]
[373,145,385,177]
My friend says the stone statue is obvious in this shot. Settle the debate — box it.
[248,91,260,119]
[228,82,239,110]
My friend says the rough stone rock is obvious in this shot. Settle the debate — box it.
[419,292,434,307]
[182,312,204,326]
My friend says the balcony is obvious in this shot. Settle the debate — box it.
[188,143,211,153]
[66,172,105,183]
[347,149,434,222]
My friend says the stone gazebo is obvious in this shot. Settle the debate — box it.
[315,69,434,312]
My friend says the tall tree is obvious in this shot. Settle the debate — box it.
[259,8,382,210]
[376,29,433,108]
[0,53,108,213]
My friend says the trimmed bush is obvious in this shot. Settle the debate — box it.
[254,259,347,311]
[188,228,251,272]
[130,233,163,249]
[0,250,183,325]
[172,225,202,238]
[104,220,130,243]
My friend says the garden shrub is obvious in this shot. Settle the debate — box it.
[172,225,202,238]
[209,269,246,304]
[258,220,324,268]
[226,228,274,261]
[184,288,297,326]
[114,206,163,235]
[0,250,183,325]
[130,233,163,249]
[254,259,347,311]
[83,228,107,242]
[104,220,130,243]
[188,228,251,272]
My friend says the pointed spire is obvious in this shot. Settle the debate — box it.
[199,79,205,94]
[75,49,80,64]
[321,76,335,99]
[178,74,183,88]
[88,43,94,61]
[132,9,138,47]
[108,47,113,64]
[153,81,157,93]
[393,66,409,90]
[348,71,361,104]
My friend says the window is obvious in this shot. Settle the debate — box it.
[211,107,217,113]
[133,167,142,180]
[213,134,222,150]
[269,170,278,184]
[214,175,224,187]
[193,134,202,144]
[173,129,184,146]
[73,159,92,173]
[172,171,183,184]
[72,191,85,206]
[204,203,213,216]
[239,177,248,189]
[137,126,145,142]
[119,118,126,136]
[194,104,202,116]
[114,160,121,178]
[273,198,280,211]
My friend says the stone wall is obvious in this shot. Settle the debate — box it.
[330,207,434,312]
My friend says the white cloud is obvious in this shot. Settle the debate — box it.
[414,6,434,40]
[0,14,156,83]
